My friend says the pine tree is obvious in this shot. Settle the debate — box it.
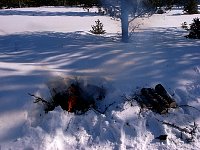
[184,0,198,14]
[90,19,106,34]
[186,18,200,39]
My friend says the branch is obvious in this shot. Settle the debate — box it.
[128,8,152,24]
[65,118,73,132]
[179,104,200,113]
[156,118,198,141]
[92,102,116,114]
[103,102,116,113]
[28,93,49,104]
[129,23,142,38]
[161,120,191,134]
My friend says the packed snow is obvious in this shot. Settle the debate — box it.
[0,6,200,150]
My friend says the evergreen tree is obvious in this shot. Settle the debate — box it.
[90,19,106,34]
[183,0,198,14]
[186,18,200,39]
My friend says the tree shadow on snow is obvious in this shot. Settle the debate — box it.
[0,9,98,16]
[0,28,200,146]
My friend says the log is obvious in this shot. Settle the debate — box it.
[155,84,177,108]
[141,88,167,114]
[147,88,169,108]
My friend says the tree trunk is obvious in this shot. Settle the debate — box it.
[19,0,21,8]
[121,0,129,42]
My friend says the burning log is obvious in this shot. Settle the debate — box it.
[30,82,105,114]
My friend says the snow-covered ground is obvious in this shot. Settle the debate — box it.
[0,6,200,150]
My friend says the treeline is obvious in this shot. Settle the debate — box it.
[145,0,198,8]
[141,0,199,14]
[0,0,199,13]
[0,0,101,8]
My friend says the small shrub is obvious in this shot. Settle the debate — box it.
[182,18,200,39]
[90,19,106,34]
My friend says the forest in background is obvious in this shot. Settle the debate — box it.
[0,0,100,8]
[1,0,200,10]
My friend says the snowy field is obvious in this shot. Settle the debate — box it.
[0,6,200,150]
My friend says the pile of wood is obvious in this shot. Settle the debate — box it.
[135,84,177,114]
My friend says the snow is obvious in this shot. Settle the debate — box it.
[0,6,200,150]
[0,7,119,35]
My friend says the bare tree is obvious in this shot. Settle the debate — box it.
[100,0,160,42]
